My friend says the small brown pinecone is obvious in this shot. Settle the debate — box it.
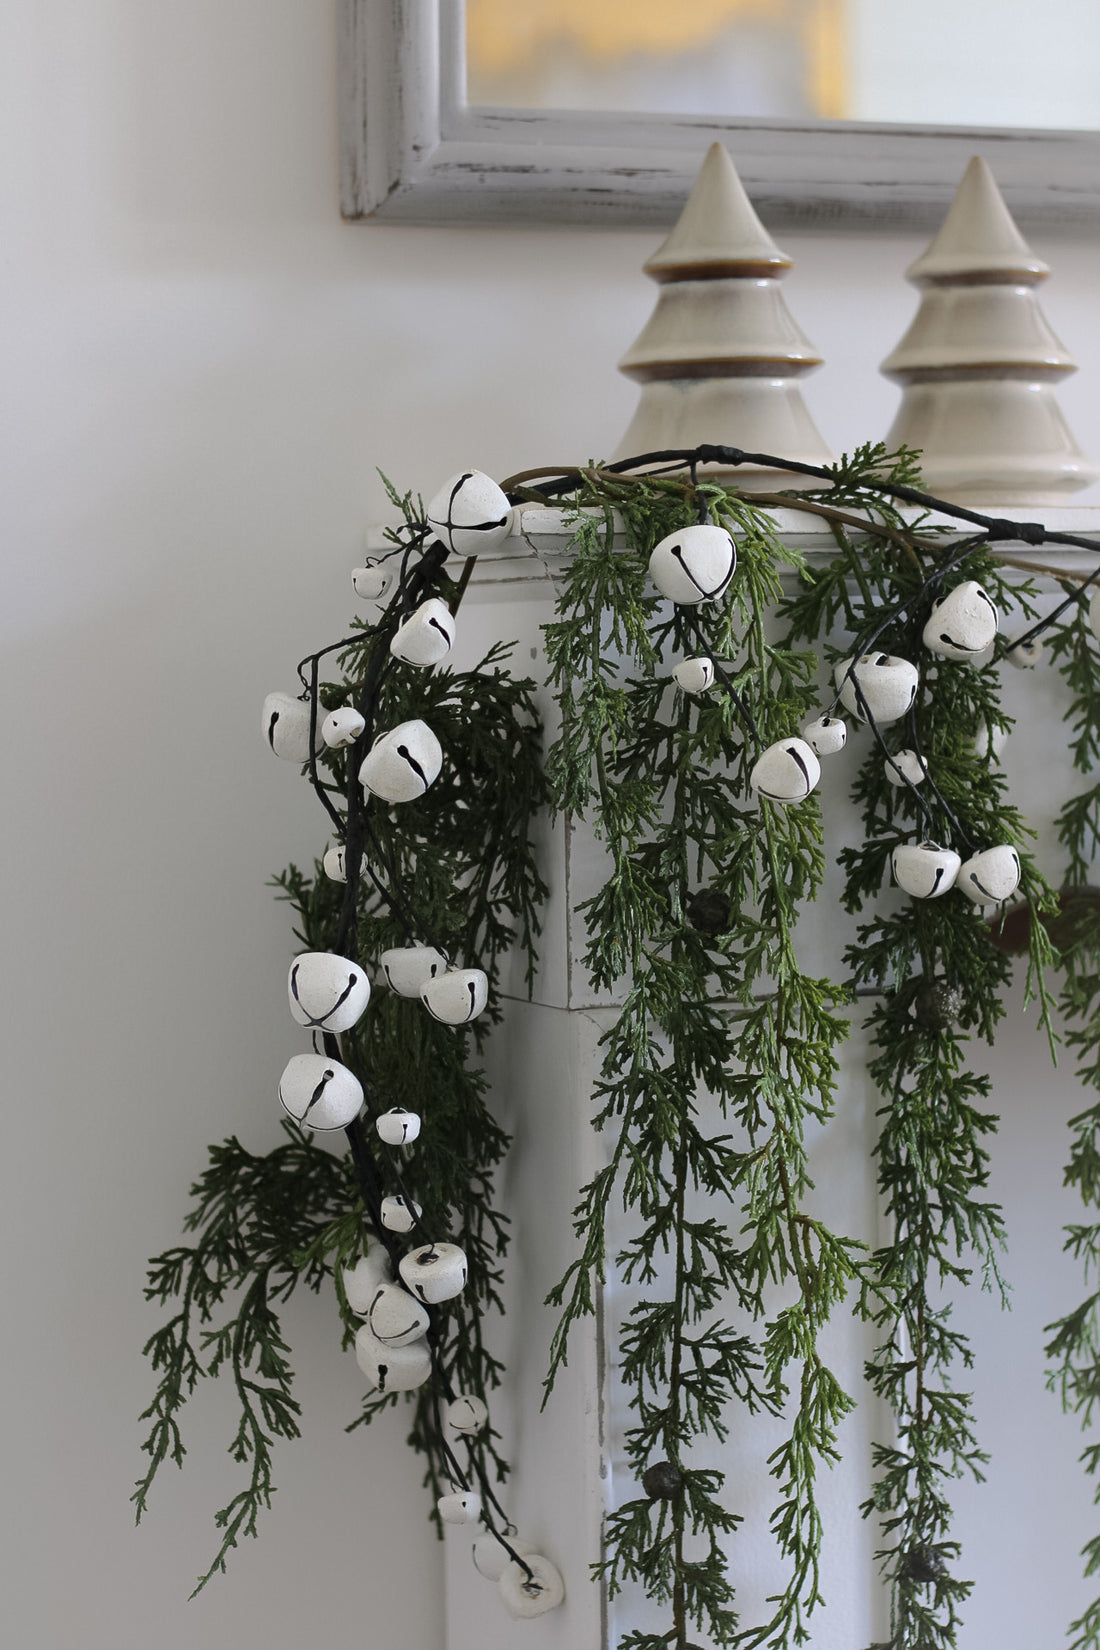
[913,982,963,1030]
[686,888,732,937]
[641,1461,682,1501]
[900,1547,946,1584]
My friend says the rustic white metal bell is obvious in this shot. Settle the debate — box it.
[499,1554,566,1619]
[359,719,443,804]
[801,714,847,756]
[365,1281,430,1348]
[375,1107,421,1146]
[438,1490,482,1526]
[426,471,512,556]
[922,580,998,661]
[885,749,929,787]
[390,597,456,667]
[891,841,962,900]
[380,1195,421,1233]
[447,1394,489,1436]
[749,738,820,804]
[380,945,449,997]
[672,656,716,694]
[278,1053,364,1131]
[322,845,347,882]
[957,844,1022,905]
[287,953,370,1033]
[262,692,317,762]
[352,562,394,602]
[648,523,737,606]
[1005,629,1043,668]
[343,1247,393,1314]
[836,654,920,725]
[473,1532,536,1583]
[422,968,489,1025]
[321,706,366,749]
[399,1241,468,1304]
[354,1323,432,1393]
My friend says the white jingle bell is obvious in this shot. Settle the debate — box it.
[802,714,847,756]
[672,657,715,695]
[262,692,317,762]
[278,1053,363,1131]
[473,1532,536,1583]
[421,968,489,1025]
[360,719,443,804]
[969,720,1007,762]
[354,1322,432,1393]
[749,738,820,805]
[956,844,1022,906]
[365,1282,430,1348]
[885,750,929,788]
[322,845,347,883]
[648,523,737,607]
[438,1490,482,1526]
[1005,629,1043,668]
[343,1247,393,1314]
[891,841,962,900]
[836,654,920,726]
[380,1195,421,1234]
[287,952,370,1033]
[399,1241,468,1304]
[426,470,512,556]
[375,1107,421,1146]
[380,945,449,997]
[922,580,998,662]
[352,562,394,602]
[321,706,366,749]
[499,1555,566,1620]
[390,598,456,667]
[447,1394,489,1436]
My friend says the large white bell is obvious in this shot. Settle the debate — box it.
[390,598,456,667]
[499,1554,566,1619]
[956,844,1021,905]
[287,953,370,1033]
[421,968,489,1025]
[354,1323,432,1392]
[262,692,318,762]
[365,1282,430,1348]
[426,471,512,556]
[836,654,919,726]
[891,841,961,900]
[749,738,820,804]
[359,720,443,804]
[381,945,448,997]
[648,523,736,606]
[922,580,998,662]
[398,1242,468,1304]
[278,1053,363,1131]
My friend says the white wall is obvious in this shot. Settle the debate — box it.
[3,4,1100,1647]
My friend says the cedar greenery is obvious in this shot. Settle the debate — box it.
[138,446,1100,1649]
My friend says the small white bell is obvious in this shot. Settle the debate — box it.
[352,562,394,602]
[380,945,449,997]
[438,1490,482,1526]
[421,968,489,1025]
[354,1323,432,1393]
[426,471,512,556]
[360,719,443,804]
[473,1532,536,1583]
[262,692,317,762]
[749,738,821,805]
[365,1281,430,1348]
[375,1107,421,1146]
[1005,629,1043,668]
[836,654,920,726]
[447,1394,489,1436]
[891,841,961,900]
[648,523,737,607]
[399,1241,468,1304]
[321,706,366,749]
[278,1053,364,1131]
[672,657,716,695]
[322,845,347,883]
[956,844,1022,905]
[390,598,456,667]
[287,953,371,1033]
[343,1247,394,1314]
[885,750,929,787]
[380,1195,421,1233]
[969,720,1007,761]
[802,715,847,756]
[922,581,998,662]
[499,1555,566,1619]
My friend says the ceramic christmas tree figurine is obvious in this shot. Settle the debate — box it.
[612,142,831,484]
[881,155,1097,503]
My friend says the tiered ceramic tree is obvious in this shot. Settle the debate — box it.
[612,141,831,484]
[881,154,1097,503]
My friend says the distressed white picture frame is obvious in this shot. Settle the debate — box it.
[339,0,1100,232]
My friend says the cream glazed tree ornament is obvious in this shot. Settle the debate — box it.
[881,155,1097,503]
